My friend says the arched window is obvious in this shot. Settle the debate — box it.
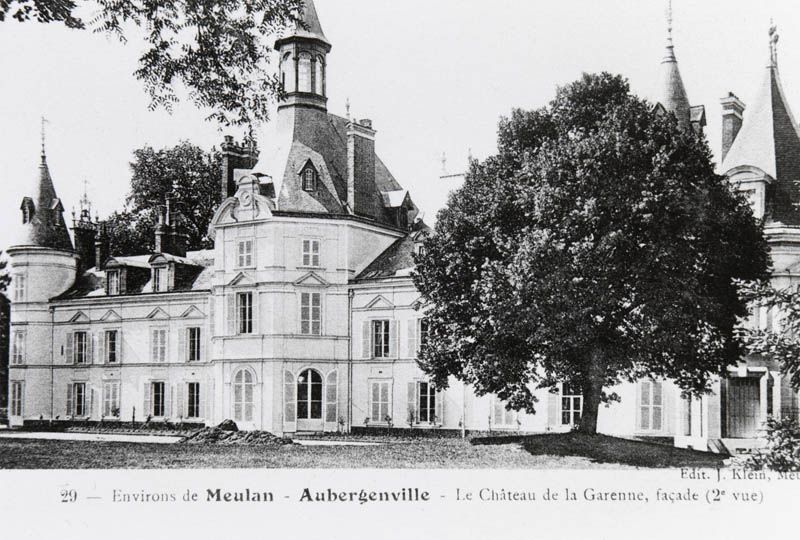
[297,369,322,420]
[302,168,316,191]
[233,369,254,422]
[315,56,325,95]
[280,52,294,93]
[298,53,312,93]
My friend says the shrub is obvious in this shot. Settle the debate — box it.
[745,417,800,472]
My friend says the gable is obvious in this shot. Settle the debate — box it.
[146,307,170,320]
[180,305,206,319]
[228,272,256,287]
[294,271,329,287]
[100,310,122,322]
[364,295,394,310]
[69,311,91,323]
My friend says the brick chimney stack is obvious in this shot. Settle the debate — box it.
[721,93,746,162]
[72,207,97,272]
[347,119,376,217]
[95,221,110,270]
[221,136,260,200]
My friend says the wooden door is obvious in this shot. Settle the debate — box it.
[727,378,760,438]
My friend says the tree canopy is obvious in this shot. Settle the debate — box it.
[105,141,222,255]
[413,73,770,433]
[1,0,305,126]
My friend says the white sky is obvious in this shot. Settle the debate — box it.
[2,0,800,252]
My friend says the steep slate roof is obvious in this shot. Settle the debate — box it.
[721,49,800,225]
[54,250,214,300]
[356,223,431,281]
[11,153,73,252]
[658,19,692,130]
[276,0,330,47]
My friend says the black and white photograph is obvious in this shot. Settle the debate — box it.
[0,0,798,538]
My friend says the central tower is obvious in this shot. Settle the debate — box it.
[275,0,332,112]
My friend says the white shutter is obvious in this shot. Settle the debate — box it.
[389,320,398,358]
[88,387,95,418]
[177,383,186,419]
[361,321,371,359]
[199,327,205,362]
[435,390,444,426]
[98,331,106,364]
[166,384,173,419]
[66,384,74,416]
[284,371,297,432]
[204,377,214,423]
[407,382,417,424]
[65,332,74,364]
[118,330,124,363]
[143,382,152,418]
[226,293,236,335]
[88,332,95,364]
[150,329,157,363]
[407,319,417,359]
[251,291,259,334]
[325,371,338,424]
[178,328,187,363]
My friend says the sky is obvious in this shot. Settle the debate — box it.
[2,0,800,252]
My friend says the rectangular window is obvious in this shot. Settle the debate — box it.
[151,329,167,363]
[153,267,166,292]
[372,320,391,358]
[151,382,165,417]
[107,271,120,295]
[561,383,583,426]
[73,383,87,417]
[105,330,118,364]
[370,381,391,423]
[238,240,254,268]
[302,239,320,267]
[418,381,436,423]
[493,398,517,427]
[74,331,89,364]
[300,292,322,335]
[419,318,429,349]
[10,382,23,416]
[11,330,25,365]
[639,380,664,431]
[13,275,25,302]
[237,292,254,334]
[187,382,201,418]
[102,382,120,418]
[188,327,201,362]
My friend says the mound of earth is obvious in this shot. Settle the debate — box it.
[181,427,293,446]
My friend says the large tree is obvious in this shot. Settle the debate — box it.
[1,0,304,126]
[413,73,770,434]
[106,141,222,255]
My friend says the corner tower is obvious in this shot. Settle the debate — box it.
[275,0,332,112]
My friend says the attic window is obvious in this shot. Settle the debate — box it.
[107,271,120,296]
[153,266,168,293]
[302,167,317,192]
[21,199,34,224]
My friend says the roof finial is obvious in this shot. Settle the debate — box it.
[769,19,779,68]
[40,116,49,161]
[666,0,674,46]
[346,97,351,120]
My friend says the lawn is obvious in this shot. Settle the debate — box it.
[0,432,727,469]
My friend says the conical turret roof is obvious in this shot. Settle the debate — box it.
[276,0,330,47]
[658,4,691,130]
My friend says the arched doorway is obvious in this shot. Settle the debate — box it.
[233,369,255,428]
[297,368,323,432]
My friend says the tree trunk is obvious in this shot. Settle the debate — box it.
[578,345,606,435]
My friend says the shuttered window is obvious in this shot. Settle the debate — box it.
[107,270,120,295]
[302,239,320,266]
[233,370,254,422]
[151,382,166,417]
[237,240,254,268]
[370,381,391,423]
[150,329,167,363]
[10,382,23,416]
[13,275,25,302]
[105,330,118,364]
[102,382,120,418]
[639,380,664,431]
[11,330,25,365]
[372,320,390,358]
[237,292,254,334]
[418,382,436,423]
[493,398,517,427]
[153,267,167,292]
[187,382,201,419]
[300,292,321,335]
[74,331,89,364]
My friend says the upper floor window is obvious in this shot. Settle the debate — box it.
[300,292,322,335]
[12,330,26,365]
[281,52,294,92]
[372,320,391,358]
[302,168,317,192]
[302,239,320,266]
[153,267,167,293]
[237,240,254,268]
[315,56,325,95]
[150,328,167,363]
[298,52,312,92]
[73,331,89,365]
[104,330,119,364]
[107,270,120,296]
[187,327,202,362]
[237,292,254,334]
[13,275,25,302]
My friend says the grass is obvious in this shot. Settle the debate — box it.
[0,432,727,470]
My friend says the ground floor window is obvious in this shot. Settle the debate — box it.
[233,370,254,422]
[151,381,165,417]
[493,398,517,428]
[187,382,201,418]
[370,380,391,423]
[297,369,323,420]
[69,382,87,417]
[10,382,23,416]
[418,381,436,423]
[639,380,663,431]
[102,382,120,418]
[561,383,583,426]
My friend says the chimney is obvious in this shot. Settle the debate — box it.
[168,202,188,258]
[347,119,376,217]
[95,221,110,270]
[221,136,260,200]
[721,93,746,162]
[154,204,170,254]
[72,208,97,272]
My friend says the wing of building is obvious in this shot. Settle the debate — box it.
[6,2,798,450]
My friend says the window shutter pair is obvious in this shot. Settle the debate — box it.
[406,319,418,359]
[325,371,338,423]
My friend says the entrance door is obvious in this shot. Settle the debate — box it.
[296,369,324,432]
[727,378,760,438]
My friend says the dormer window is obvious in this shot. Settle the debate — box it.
[21,198,34,224]
[107,270,120,296]
[153,267,167,293]
[301,166,317,192]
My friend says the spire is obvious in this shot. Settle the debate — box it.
[276,0,330,48]
[721,22,800,225]
[658,0,691,130]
